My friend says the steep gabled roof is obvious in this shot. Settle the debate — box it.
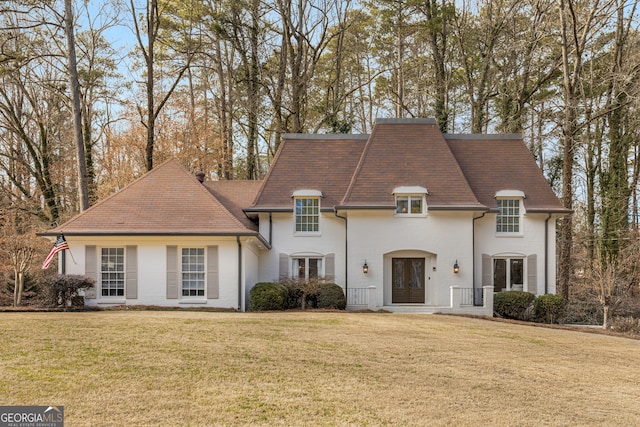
[340,119,484,210]
[45,158,260,236]
[248,134,368,211]
[444,135,570,213]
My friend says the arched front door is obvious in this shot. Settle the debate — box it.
[392,258,425,303]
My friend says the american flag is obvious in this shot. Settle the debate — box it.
[42,234,69,269]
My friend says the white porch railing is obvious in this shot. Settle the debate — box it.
[347,286,377,310]
[347,285,493,315]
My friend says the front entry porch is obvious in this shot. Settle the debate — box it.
[346,285,494,315]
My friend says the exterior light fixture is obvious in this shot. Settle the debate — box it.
[453,260,459,274]
[363,260,369,274]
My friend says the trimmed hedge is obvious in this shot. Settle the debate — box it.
[494,291,536,320]
[316,283,346,310]
[533,294,565,324]
[249,282,288,311]
[253,280,347,311]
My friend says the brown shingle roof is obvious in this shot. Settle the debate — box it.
[249,134,368,211]
[45,158,260,235]
[444,135,569,213]
[341,119,484,209]
[204,180,261,230]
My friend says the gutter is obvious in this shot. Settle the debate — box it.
[237,236,243,311]
[472,212,487,306]
[334,209,348,298]
[544,214,552,294]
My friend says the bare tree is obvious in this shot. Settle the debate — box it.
[557,0,615,301]
[63,0,89,211]
[130,0,199,171]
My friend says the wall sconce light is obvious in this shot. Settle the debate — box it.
[362,260,369,274]
[453,260,460,274]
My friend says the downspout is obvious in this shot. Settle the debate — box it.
[472,212,487,306]
[61,250,66,275]
[269,212,273,246]
[334,210,348,298]
[237,236,243,311]
[544,214,552,294]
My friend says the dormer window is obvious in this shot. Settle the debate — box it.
[293,190,322,233]
[393,186,428,216]
[396,196,423,214]
[495,190,525,234]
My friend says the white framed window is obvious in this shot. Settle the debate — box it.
[293,257,323,281]
[393,186,428,216]
[496,199,521,233]
[101,247,124,297]
[395,195,425,215]
[181,248,205,297]
[295,198,320,232]
[493,258,524,292]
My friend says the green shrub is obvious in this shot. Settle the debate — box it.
[316,283,346,310]
[533,294,565,324]
[249,282,288,311]
[41,274,95,307]
[494,291,536,320]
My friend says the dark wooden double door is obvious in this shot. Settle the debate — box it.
[392,258,425,303]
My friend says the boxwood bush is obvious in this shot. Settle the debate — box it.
[316,282,346,310]
[533,294,565,324]
[273,280,347,310]
[249,282,288,311]
[494,291,536,320]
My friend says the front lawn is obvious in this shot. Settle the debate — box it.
[1,311,638,426]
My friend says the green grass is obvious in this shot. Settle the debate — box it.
[1,311,639,426]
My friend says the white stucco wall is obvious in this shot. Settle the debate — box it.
[61,235,245,309]
[474,212,558,295]
[257,211,346,284]
[347,210,475,307]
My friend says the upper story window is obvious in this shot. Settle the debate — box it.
[495,190,525,234]
[293,190,322,233]
[396,196,424,214]
[496,199,520,233]
[393,186,428,216]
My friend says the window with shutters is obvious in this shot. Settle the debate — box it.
[181,248,205,297]
[293,257,323,281]
[100,247,125,297]
[493,258,524,292]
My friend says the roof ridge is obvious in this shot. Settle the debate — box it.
[340,127,379,205]
[45,157,255,235]
[51,158,179,230]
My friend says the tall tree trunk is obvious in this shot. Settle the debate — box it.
[145,0,157,171]
[558,0,577,302]
[395,6,404,119]
[64,0,89,211]
[214,38,231,179]
[245,0,260,179]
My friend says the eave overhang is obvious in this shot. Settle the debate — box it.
[37,231,272,249]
